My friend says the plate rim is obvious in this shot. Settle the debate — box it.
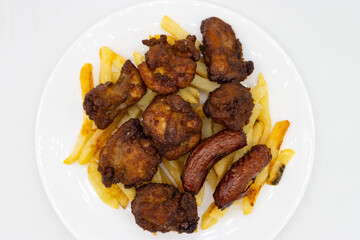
[34,1,316,239]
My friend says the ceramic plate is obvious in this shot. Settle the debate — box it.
[35,1,315,239]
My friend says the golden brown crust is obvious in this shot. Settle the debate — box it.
[138,35,200,94]
[181,129,247,195]
[83,60,146,129]
[142,94,202,160]
[214,145,271,209]
[131,183,199,233]
[203,81,254,130]
[98,119,161,188]
[200,17,254,83]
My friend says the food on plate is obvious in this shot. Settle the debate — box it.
[98,118,161,188]
[138,35,200,94]
[200,17,254,83]
[142,94,202,160]
[83,60,146,129]
[213,145,271,209]
[181,129,247,195]
[203,80,254,130]
[64,15,296,233]
[131,183,199,233]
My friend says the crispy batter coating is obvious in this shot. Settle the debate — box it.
[200,17,254,83]
[131,183,199,233]
[142,94,202,160]
[138,35,200,94]
[203,81,254,130]
[84,60,146,129]
[214,145,271,209]
[98,119,161,188]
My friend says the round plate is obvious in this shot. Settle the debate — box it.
[35,1,315,239]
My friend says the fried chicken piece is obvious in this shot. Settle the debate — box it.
[200,17,254,83]
[142,94,202,160]
[138,35,200,95]
[98,118,161,188]
[83,60,146,129]
[203,81,254,130]
[131,183,199,233]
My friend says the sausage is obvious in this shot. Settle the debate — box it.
[213,145,271,210]
[181,129,247,194]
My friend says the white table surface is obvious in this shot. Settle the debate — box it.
[1,0,359,239]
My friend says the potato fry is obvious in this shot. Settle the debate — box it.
[137,88,157,111]
[213,153,234,180]
[78,112,125,165]
[112,71,120,82]
[117,105,141,128]
[161,15,201,50]
[212,122,223,134]
[201,202,229,230]
[64,64,95,164]
[195,184,205,206]
[194,105,213,139]
[117,183,136,202]
[266,120,290,177]
[88,160,126,209]
[252,121,264,146]
[191,74,219,93]
[268,149,295,185]
[112,52,126,71]
[159,166,174,185]
[178,87,199,104]
[196,59,208,78]
[162,158,184,192]
[133,51,145,66]
[257,73,271,144]
[206,169,218,190]
[99,47,114,84]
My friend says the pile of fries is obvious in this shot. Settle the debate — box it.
[64,16,295,231]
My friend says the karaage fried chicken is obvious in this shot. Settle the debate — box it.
[138,35,200,95]
[131,183,199,233]
[84,60,146,129]
[203,81,254,130]
[200,17,254,83]
[142,94,202,160]
[98,119,161,188]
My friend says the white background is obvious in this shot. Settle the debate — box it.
[0,0,359,239]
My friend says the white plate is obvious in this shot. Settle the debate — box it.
[35,1,315,239]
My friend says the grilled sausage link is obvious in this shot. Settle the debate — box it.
[214,145,271,210]
[181,129,247,194]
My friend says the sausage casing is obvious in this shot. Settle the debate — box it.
[181,129,247,194]
[213,145,271,209]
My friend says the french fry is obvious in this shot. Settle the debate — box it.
[196,59,208,78]
[252,121,264,146]
[137,88,157,111]
[206,169,218,190]
[64,64,95,164]
[195,105,213,139]
[266,120,290,178]
[117,183,136,202]
[178,87,199,104]
[162,158,184,192]
[213,153,234,180]
[161,15,201,50]
[242,120,291,214]
[191,74,219,93]
[257,73,271,144]
[243,100,262,134]
[112,71,120,82]
[88,160,126,209]
[99,47,114,84]
[78,112,125,165]
[133,51,145,66]
[112,52,126,71]
[117,105,141,128]
[195,184,205,206]
[201,202,229,230]
[159,166,174,185]
[268,149,295,185]
[212,122,223,134]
